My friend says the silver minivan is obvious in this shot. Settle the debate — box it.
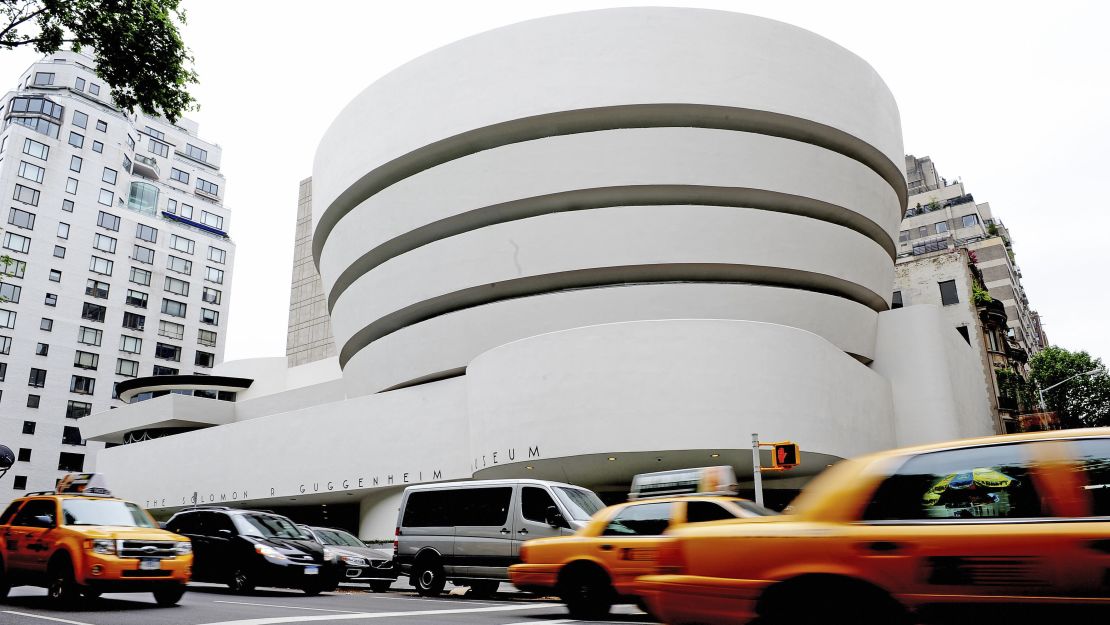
[395,479,604,596]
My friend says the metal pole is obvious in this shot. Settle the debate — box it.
[751,433,764,507]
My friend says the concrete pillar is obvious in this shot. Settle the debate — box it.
[358,486,406,542]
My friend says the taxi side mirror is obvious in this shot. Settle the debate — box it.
[545,505,568,529]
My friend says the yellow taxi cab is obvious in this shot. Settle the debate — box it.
[0,473,192,606]
[509,466,773,618]
[636,428,1110,625]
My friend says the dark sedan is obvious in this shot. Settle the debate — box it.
[299,525,396,592]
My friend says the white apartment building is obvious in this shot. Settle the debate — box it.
[0,52,234,505]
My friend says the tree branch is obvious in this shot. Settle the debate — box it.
[0,2,47,44]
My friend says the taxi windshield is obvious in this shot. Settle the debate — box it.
[553,487,605,521]
[62,499,154,527]
[235,514,310,540]
[314,528,365,547]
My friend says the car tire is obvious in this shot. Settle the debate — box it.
[466,580,500,597]
[412,560,446,597]
[0,556,10,601]
[228,568,255,594]
[560,566,614,620]
[47,558,80,606]
[302,584,325,596]
[368,580,393,593]
[153,585,187,606]
[81,589,102,599]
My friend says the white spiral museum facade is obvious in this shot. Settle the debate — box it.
[87,9,994,536]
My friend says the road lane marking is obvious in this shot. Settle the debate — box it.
[500,620,576,625]
[213,600,364,613]
[196,602,561,625]
[0,611,95,625]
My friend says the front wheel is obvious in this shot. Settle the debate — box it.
[560,568,614,620]
[412,560,446,597]
[47,561,80,606]
[153,585,187,606]
[228,568,255,594]
[82,589,102,599]
[368,580,393,593]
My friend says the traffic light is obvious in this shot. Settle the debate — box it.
[771,442,800,469]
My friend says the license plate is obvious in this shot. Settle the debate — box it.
[304,566,319,575]
[139,558,161,571]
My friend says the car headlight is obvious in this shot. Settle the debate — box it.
[87,539,116,555]
[254,544,287,560]
[323,546,338,562]
[174,541,192,555]
[341,555,368,567]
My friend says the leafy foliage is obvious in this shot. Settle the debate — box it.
[972,283,993,305]
[0,0,196,121]
[1029,346,1110,428]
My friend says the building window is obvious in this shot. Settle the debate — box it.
[939,280,959,306]
[27,394,40,408]
[169,234,195,255]
[127,181,159,214]
[67,400,92,419]
[53,245,66,258]
[208,247,226,264]
[92,140,103,153]
[155,343,181,362]
[0,309,15,328]
[77,326,102,347]
[12,184,40,206]
[97,189,113,206]
[22,420,35,435]
[68,131,84,148]
[34,343,48,356]
[129,267,152,286]
[85,279,109,299]
[158,320,184,340]
[89,256,114,276]
[97,211,120,231]
[185,144,208,162]
[199,308,219,326]
[197,329,217,347]
[102,167,117,185]
[0,361,5,381]
[33,72,54,85]
[96,119,107,132]
[69,154,82,172]
[22,138,49,160]
[58,452,85,471]
[57,222,69,238]
[17,160,45,183]
[49,269,61,282]
[93,234,117,254]
[3,232,31,254]
[164,276,189,296]
[152,365,178,376]
[180,204,193,219]
[935,221,949,234]
[202,287,221,305]
[7,207,35,230]
[126,289,148,308]
[116,359,139,377]
[0,282,20,303]
[122,312,145,331]
[62,426,84,446]
[167,255,192,275]
[195,351,214,368]
[44,293,57,307]
[169,167,190,184]
[62,199,73,212]
[3,260,27,278]
[148,139,169,158]
[74,351,99,370]
[89,83,100,96]
[195,178,219,196]
[17,448,30,462]
[81,302,106,322]
[132,245,155,264]
[0,335,11,354]
[200,211,224,230]
[70,375,95,395]
[71,110,88,129]
[119,335,142,354]
[161,298,186,318]
[28,368,46,387]
[205,266,224,284]
[39,318,52,332]
[166,198,177,214]
[12,476,27,490]
[135,223,157,243]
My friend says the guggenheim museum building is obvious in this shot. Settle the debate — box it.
[86,8,993,537]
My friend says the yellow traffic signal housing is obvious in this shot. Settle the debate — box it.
[771,442,800,469]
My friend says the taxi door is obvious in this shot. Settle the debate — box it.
[6,498,58,574]
[589,501,676,594]
[1042,436,1110,601]
[852,441,1071,609]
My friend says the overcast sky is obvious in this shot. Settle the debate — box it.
[3,1,1107,364]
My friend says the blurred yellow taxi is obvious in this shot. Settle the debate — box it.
[636,428,1110,625]
[509,466,773,618]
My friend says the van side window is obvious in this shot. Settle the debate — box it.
[522,486,558,523]
[1071,438,1110,517]
[863,443,1046,521]
[602,502,672,536]
[685,501,738,523]
[458,487,512,526]
[402,490,454,527]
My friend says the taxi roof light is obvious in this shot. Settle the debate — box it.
[629,466,739,500]
[55,472,113,497]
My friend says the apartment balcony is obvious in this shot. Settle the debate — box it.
[132,153,160,179]
[977,297,1008,326]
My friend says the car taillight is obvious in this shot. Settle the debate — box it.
[655,538,686,575]
[393,527,399,556]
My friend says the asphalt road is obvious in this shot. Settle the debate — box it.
[1,582,656,625]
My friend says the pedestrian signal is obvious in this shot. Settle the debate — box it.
[772,442,800,469]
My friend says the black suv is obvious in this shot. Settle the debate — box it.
[165,507,336,594]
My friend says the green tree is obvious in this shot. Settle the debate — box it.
[1029,346,1110,428]
[0,0,196,122]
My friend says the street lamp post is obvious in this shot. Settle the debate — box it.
[1037,367,1104,412]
